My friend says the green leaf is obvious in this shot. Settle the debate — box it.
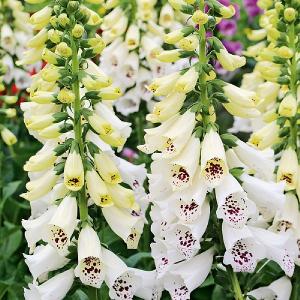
[125,252,152,267]
[3,181,22,201]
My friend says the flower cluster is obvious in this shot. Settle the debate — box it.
[139,0,297,298]
[242,0,300,289]
[0,0,37,147]
[99,0,186,116]
[19,0,159,298]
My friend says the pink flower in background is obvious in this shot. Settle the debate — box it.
[243,0,262,21]
[217,20,237,36]
[222,40,242,55]
[122,147,138,161]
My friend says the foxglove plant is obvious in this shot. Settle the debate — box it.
[242,0,300,297]
[139,0,296,298]
[20,0,151,298]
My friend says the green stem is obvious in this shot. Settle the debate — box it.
[291,266,300,300]
[226,266,244,300]
[70,36,88,223]
[198,0,210,128]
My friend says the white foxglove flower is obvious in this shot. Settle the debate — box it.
[152,136,200,191]
[125,24,140,50]
[22,206,56,253]
[233,139,275,181]
[140,111,196,158]
[102,205,144,249]
[117,157,147,190]
[148,72,180,96]
[118,52,139,87]
[2,55,15,83]
[164,248,214,299]
[115,88,141,116]
[215,174,256,228]
[44,196,77,253]
[200,129,228,188]
[1,24,16,54]
[74,225,105,288]
[164,200,210,259]
[223,224,266,272]
[135,68,153,102]
[132,269,163,300]
[102,248,139,300]
[159,3,175,28]
[270,193,300,234]
[24,269,74,300]
[247,276,292,300]
[241,174,285,220]
[24,244,69,281]
[14,68,32,90]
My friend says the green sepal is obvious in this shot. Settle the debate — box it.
[179,50,196,58]
[194,126,204,138]
[229,167,244,182]
[273,56,287,64]
[278,127,290,138]
[182,26,195,37]
[277,75,290,84]
[53,161,65,175]
[180,4,194,15]
[53,139,73,156]
[59,123,73,133]
[221,133,238,148]
[81,108,93,119]
[52,112,69,123]
[85,91,101,100]
[86,141,100,156]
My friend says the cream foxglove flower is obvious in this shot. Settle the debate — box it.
[24,269,74,300]
[200,129,228,188]
[223,84,259,108]
[249,121,280,149]
[147,72,180,96]
[159,3,175,28]
[164,248,214,299]
[94,151,122,184]
[21,169,59,201]
[125,24,140,50]
[216,48,246,71]
[102,205,144,249]
[247,276,292,300]
[86,168,113,207]
[102,248,139,300]
[277,148,298,191]
[174,67,198,94]
[24,244,69,281]
[146,92,186,123]
[64,149,84,191]
[106,183,136,209]
[74,225,105,288]
[24,141,57,172]
[115,88,141,116]
[278,94,297,117]
[44,195,77,254]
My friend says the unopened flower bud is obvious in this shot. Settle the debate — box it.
[58,13,70,27]
[5,108,16,118]
[284,8,296,22]
[278,94,297,117]
[48,29,62,44]
[1,127,17,145]
[57,88,75,104]
[56,42,72,57]
[277,46,293,59]
[192,10,209,25]
[72,24,84,38]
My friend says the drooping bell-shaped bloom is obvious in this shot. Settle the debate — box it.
[74,225,105,288]
[24,269,74,300]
